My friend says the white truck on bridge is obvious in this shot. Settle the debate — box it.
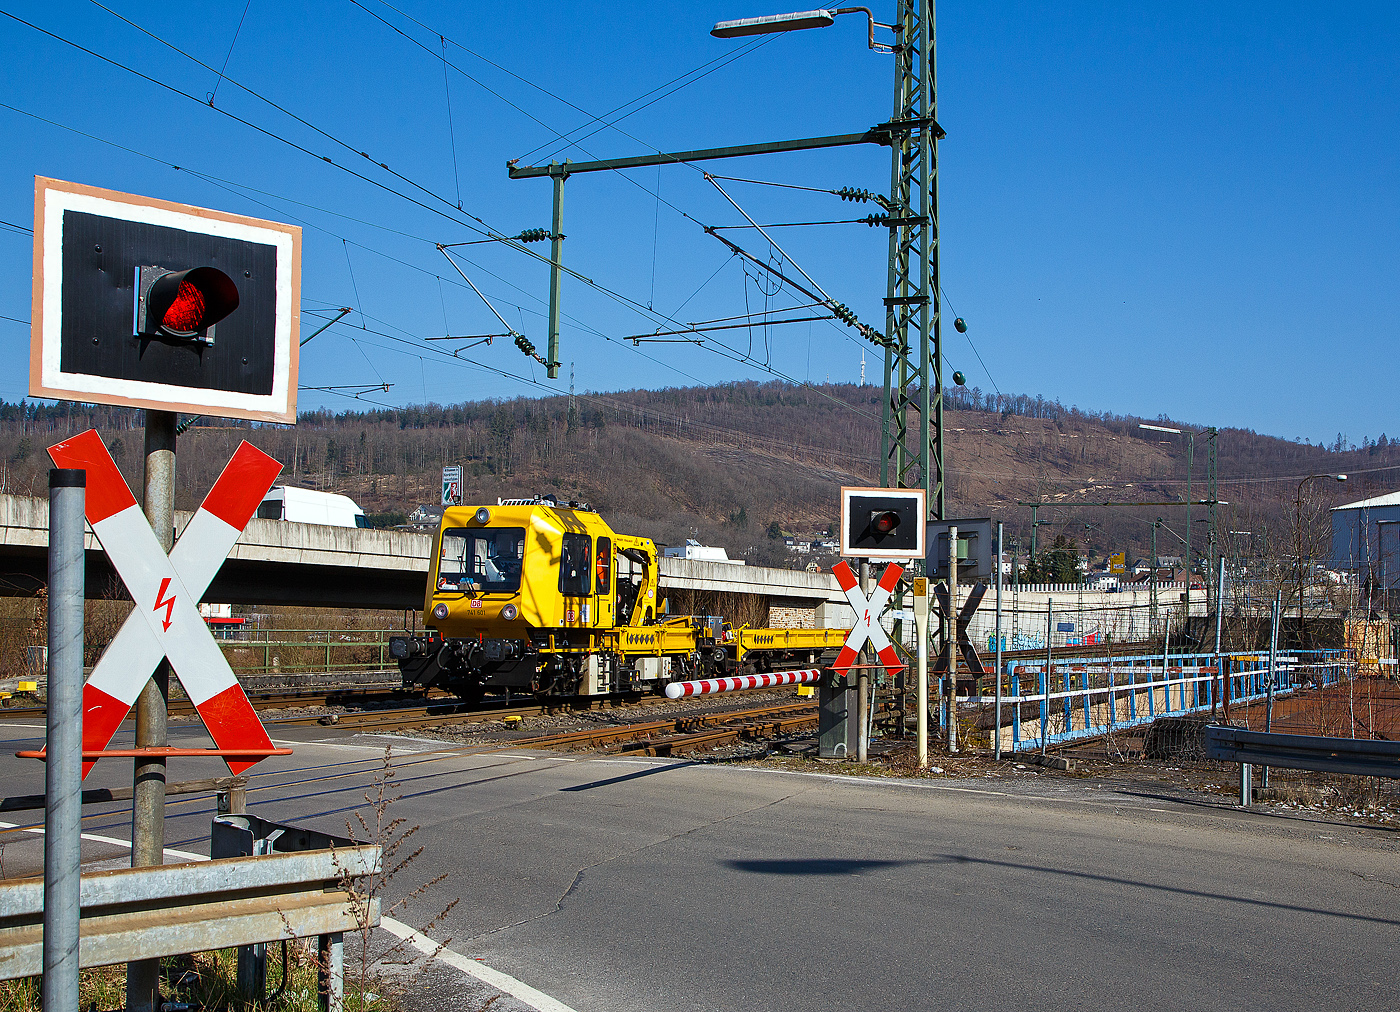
[255,487,370,528]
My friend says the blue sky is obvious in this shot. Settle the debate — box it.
[0,2,1395,444]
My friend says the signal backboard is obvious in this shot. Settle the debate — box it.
[30,177,301,422]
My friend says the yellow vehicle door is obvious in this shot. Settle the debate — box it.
[558,532,593,631]
[594,536,614,629]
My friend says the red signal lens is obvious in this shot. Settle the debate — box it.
[161,281,207,332]
[871,511,900,535]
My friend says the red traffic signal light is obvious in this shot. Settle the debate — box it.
[840,488,925,559]
[870,510,901,536]
[136,266,240,343]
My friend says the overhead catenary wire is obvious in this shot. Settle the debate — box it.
[52,4,865,359]
[344,0,892,358]
[709,219,883,229]
[0,22,880,420]
[704,174,831,302]
[939,285,1000,396]
[82,2,881,371]
[704,173,855,196]
[7,7,698,333]
[625,314,833,345]
[205,0,254,106]
[304,312,884,450]
[353,0,779,167]
[439,34,464,210]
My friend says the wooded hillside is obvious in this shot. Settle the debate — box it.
[0,383,1391,570]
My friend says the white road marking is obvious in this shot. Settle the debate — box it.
[0,820,206,862]
[0,724,51,730]
[353,733,465,750]
[380,916,580,1012]
[480,753,576,762]
[269,738,399,753]
[589,758,674,767]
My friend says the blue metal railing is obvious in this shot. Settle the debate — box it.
[982,649,1355,752]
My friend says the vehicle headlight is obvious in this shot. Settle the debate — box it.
[501,604,519,621]
[432,603,449,620]
[474,507,491,524]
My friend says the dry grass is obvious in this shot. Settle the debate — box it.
[0,945,394,1012]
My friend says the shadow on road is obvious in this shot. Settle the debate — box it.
[726,858,915,876]
[560,762,693,792]
[726,853,1400,927]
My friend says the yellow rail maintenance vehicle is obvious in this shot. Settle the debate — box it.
[388,495,847,700]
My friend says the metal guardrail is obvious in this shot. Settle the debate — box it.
[1205,725,1400,779]
[0,845,380,1010]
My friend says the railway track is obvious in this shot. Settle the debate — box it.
[493,701,818,757]
[264,697,819,753]
[0,685,598,724]
[1,684,819,756]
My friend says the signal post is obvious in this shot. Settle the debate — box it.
[820,488,925,760]
[30,177,300,1011]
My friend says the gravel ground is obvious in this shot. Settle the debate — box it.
[407,689,807,749]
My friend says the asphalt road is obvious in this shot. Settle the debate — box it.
[1,717,1397,1011]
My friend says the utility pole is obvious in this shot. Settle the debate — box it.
[1030,505,1039,577]
[945,525,958,752]
[1206,428,1219,617]
[1151,519,1161,638]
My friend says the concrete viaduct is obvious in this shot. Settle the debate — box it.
[0,495,850,624]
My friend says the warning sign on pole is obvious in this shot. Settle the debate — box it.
[442,465,462,507]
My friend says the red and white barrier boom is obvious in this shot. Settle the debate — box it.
[45,430,284,777]
[665,669,821,699]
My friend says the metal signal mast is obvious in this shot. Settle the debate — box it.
[880,0,943,520]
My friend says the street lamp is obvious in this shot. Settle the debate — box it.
[711,7,897,51]
[1293,473,1347,649]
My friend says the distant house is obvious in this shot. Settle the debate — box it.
[406,505,444,531]
[1331,491,1400,588]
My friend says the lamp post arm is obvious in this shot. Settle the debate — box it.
[834,6,898,51]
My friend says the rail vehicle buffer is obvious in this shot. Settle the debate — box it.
[20,430,291,776]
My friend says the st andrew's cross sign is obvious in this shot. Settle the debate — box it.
[830,559,906,678]
[46,430,285,776]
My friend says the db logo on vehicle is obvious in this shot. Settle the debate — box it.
[468,599,483,609]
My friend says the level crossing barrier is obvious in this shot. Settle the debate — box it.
[665,669,821,698]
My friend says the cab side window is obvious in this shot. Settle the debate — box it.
[595,537,612,595]
[559,533,592,596]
